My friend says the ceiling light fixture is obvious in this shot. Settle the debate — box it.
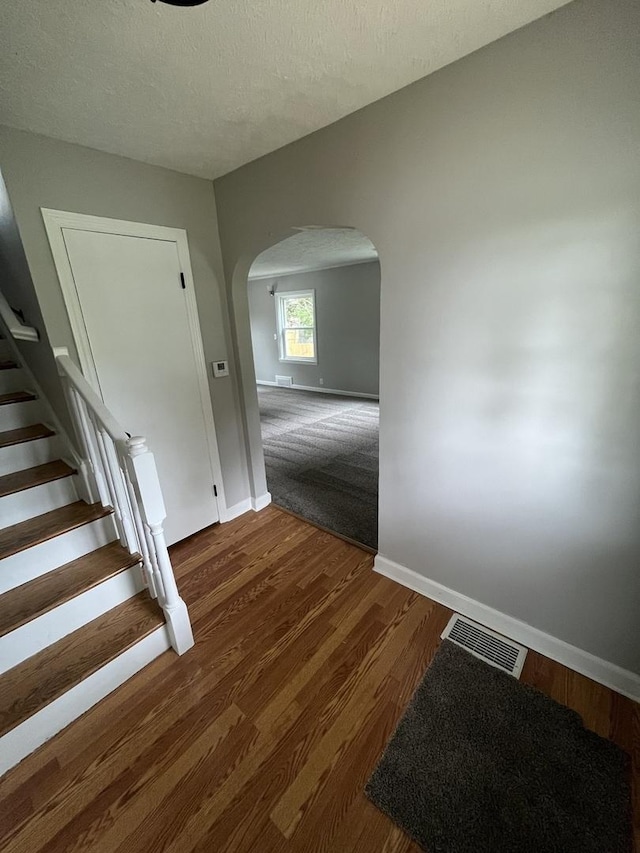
[151,0,210,6]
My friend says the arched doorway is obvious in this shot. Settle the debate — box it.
[231,227,381,549]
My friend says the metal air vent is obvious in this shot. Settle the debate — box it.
[441,614,527,678]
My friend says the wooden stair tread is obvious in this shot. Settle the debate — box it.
[0,360,19,371]
[0,391,36,406]
[0,593,164,738]
[0,424,55,449]
[0,460,75,498]
[0,501,113,561]
[0,542,142,638]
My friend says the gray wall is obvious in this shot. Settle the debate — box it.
[215,0,640,674]
[248,261,380,395]
[0,125,249,507]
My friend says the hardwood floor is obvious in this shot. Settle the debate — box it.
[0,501,112,560]
[0,542,141,638]
[0,594,163,740]
[0,460,75,498]
[0,391,36,407]
[0,505,637,852]
[0,424,54,449]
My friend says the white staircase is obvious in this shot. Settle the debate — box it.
[0,332,193,776]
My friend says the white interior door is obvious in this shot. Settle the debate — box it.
[60,227,219,544]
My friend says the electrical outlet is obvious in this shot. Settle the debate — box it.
[319,378,324,386]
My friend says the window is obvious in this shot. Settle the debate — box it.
[275,290,317,363]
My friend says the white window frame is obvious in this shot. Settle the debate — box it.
[275,289,318,364]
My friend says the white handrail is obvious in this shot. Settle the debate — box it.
[54,351,125,441]
[54,347,194,655]
[0,289,39,342]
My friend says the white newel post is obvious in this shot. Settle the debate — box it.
[125,436,194,655]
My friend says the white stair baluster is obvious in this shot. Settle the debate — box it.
[91,415,128,547]
[63,383,109,506]
[52,351,194,656]
[102,435,139,555]
[121,462,158,599]
[125,437,194,654]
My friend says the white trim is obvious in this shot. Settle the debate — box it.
[0,566,144,674]
[218,497,252,522]
[248,257,379,281]
[0,475,79,527]
[0,397,42,430]
[257,380,379,401]
[0,626,170,777]
[275,289,318,365]
[0,431,61,476]
[251,492,272,512]
[41,208,227,521]
[374,554,640,703]
[0,515,117,595]
[218,491,272,522]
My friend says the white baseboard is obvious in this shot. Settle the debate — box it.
[219,498,252,522]
[374,554,640,703]
[257,380,378,401]
[220,492,272,522]
[0,626,170,777]
[251,492,272,512]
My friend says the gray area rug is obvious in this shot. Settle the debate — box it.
[366,641,632,853]
[257,386,378,548]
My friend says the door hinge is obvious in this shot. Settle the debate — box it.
[179,272,186,290]
[213,484,218,497]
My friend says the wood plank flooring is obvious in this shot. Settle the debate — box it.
[0,460,75,498]
[0,501,112,560]
[0,542,142,638]
[0,593,163,739]
[0,391,36,406]
[0,505,637,852]
[0,424,55,449]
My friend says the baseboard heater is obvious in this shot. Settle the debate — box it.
[441,614,527,678]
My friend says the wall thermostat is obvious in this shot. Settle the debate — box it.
[212,360,229,378]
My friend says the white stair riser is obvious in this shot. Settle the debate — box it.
[0,627,170,776]
[0,475,79,527]
[0,434,61,476]
[0,515,118,595]
[0,399,43,430]
[0,566,145,675]
[0,368,26,395]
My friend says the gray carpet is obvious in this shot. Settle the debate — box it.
[257,386,379,548]
[366,641,632,853]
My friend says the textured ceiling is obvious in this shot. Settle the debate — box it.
[0,0,571,179]
[249,229,379,278]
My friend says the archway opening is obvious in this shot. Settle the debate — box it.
[244,227,381,550]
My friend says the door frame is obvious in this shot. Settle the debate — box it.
[41,207,227,521]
